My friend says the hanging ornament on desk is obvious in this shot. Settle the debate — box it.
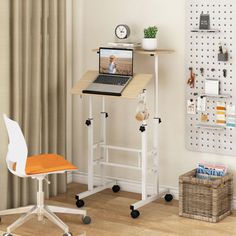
[135,94,149,121]
[187,67,195,88]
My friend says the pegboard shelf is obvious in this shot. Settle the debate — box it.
[191,29,221,33]
[201,94,232,99]
[186,0,236,156]
[196,124,225,130]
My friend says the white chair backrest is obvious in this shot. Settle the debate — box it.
[3,114,28,177]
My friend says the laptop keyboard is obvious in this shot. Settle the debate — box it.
[94,75,130,86]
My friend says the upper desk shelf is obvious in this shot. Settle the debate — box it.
[134,48,174,55]
[93,48,174,56]
[191,29,220,33]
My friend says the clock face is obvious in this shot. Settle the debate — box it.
[115,24,130,39]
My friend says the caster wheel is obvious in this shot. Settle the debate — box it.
[164,194,173,202]
[76,199,85,208]
[130,210,140,219]
[63,233,73,236]
[3,233,13,236]
[112,185,120,193]
[82,216,91,224]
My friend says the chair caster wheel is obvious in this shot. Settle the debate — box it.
[112,185,120,193]
[130,210,140,219]
[164,194,173,202]
[76,199,85,208]
[63,232,73,236]
[3,233,13,236]
[82,216,91,224]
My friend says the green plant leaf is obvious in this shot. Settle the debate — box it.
[144,26,158,38]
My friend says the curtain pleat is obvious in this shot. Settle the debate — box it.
[57,0,67,194]
[11,0,22,208]
[48,0,59,197]
[28,0,42,205]
[41,0,49,154]
[8,0,67,208]
[0,0,11,211]
[21,0,31,206]
[41,0,50,197]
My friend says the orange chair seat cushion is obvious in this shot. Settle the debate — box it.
[13,154,77,175]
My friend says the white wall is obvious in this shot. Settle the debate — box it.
[72,0,236,193]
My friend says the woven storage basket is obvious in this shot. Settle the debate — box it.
[179,169,233,223]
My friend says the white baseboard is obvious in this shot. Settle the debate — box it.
[71,171,236,210]
[67,172,73,184]
[72,171,179,198]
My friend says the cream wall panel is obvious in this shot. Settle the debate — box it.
[72,0,236,193]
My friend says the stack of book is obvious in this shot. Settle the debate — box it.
[196,163,227,180]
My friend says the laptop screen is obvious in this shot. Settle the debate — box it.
[99,48,133,76]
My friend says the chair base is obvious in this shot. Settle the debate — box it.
[0,176,89,234]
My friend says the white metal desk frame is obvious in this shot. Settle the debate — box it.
[75,49,174,218]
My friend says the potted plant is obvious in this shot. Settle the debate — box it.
[142,26,158,50]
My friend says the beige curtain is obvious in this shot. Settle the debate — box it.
[0,0,11,211]
[7,0,67,208]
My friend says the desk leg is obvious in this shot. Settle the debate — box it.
[153,54,159,196]
[101,96,107,186]
[129,54,173,219]
[141,120,147,201]
[88,96,94,191]
[75,96,116,204]
[153,55,173,202]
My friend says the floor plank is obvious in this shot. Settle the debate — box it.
[0,183,235,236]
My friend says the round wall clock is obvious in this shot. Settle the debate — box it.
[115,24,130,39]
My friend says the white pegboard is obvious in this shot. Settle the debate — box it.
[185,0,236,156]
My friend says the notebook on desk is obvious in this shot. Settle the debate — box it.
[82,47,133,96]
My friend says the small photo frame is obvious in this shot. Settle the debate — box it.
[187,99,196,115]
[199,13,210,30]
[201,114,209,123]
[205,79,219,95]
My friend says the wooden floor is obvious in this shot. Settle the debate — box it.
[0,183,236,236]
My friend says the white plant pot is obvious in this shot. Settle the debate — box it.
[142,38,157,51]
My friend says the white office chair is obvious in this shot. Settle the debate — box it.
[0,114,91,236]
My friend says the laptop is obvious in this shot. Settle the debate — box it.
[82,47,133,96]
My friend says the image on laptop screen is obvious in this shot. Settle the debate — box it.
[99,48,133,76]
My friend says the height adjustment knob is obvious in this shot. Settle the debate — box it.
[139,126,146,132]
[85,119,91,126]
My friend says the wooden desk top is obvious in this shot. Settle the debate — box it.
[92,48,174,55]
[71,70,153,99]
[134,48,174,55]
